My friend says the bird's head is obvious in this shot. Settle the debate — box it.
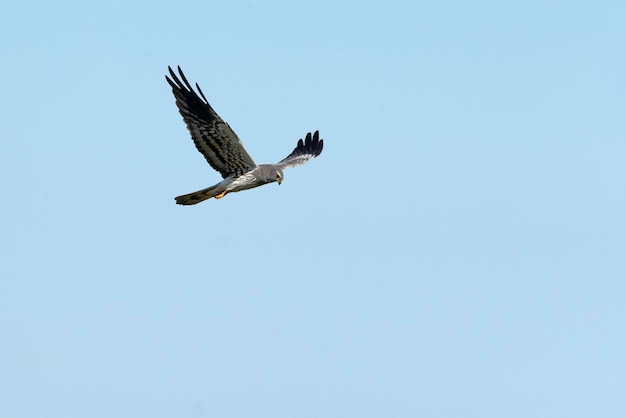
[258,165,284,185]
[275,168,283,185]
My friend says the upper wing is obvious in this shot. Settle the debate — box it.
[276,131,324,170]
[166,66,256,179]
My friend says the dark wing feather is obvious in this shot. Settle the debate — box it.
[166,66,256,178]
[276,131,324,170]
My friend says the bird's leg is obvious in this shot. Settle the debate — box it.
[214,191,227,199]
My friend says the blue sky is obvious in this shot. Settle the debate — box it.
[2,0,625,417]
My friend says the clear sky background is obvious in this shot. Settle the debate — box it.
[1,0,625,417]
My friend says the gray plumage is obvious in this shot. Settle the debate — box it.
[166,66,323,205]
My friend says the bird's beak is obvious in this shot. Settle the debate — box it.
[277,178,282,185]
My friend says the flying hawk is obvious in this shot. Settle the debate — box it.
[166,66,324,205]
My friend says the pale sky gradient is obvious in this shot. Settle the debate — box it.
[2,1,626,417]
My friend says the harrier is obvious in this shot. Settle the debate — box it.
[166,66,324,205]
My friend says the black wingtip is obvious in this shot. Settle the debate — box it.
[166,65,184,89]
[166,66,210,105]
[299,130,324,157]
[310,131,322,156]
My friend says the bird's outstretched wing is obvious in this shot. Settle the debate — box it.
[276,131,324,170]
[166,66,257,179]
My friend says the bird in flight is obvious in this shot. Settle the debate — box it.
[166,66,324,205]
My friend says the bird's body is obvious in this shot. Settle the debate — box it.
[166,66,323,205]
[175,165,282,205]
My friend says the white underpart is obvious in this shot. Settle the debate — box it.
[225,172,259,193]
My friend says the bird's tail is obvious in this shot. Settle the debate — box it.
[175,184,227,205]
